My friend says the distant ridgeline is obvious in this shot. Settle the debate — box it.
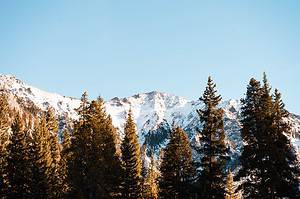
[0,74,299,198]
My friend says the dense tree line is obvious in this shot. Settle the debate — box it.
[0,74,299,198]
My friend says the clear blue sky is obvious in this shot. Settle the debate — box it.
[0,1,299,113]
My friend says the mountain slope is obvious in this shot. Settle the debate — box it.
[0,74,80,119]
[1,74,299,158]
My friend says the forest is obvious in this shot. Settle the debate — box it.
[0,74,299,199]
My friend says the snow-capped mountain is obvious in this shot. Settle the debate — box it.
[0,74,80,119]
[1,74,300,158]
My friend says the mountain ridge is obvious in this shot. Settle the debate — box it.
[1,74,299,158]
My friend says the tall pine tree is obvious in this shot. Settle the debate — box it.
[89,97,122,198]
[143,153,158,199]
[0,93,10,197]
[69,92,122,198]
[6,114,32,198]
[60,128,72,197]
[225,170,239,199]
[159,126,196,199]
[68,91,98,198]
[29,116,53,198]
[120,110,143,199]
[238,74,300,198]
[197,76,230,199]
[45,107,63,198]
[236,78,262,198]
[270,89,300,198]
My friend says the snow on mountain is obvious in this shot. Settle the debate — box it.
[1,74,300,157]
[106,91,193,143]
[0,74,81,119]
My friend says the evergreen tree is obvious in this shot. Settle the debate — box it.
[256,73,274,197]
[197,76,230,199]
[28,116,53,198]
[143,153,158,199]
[61,128,72,197]
[45,107,63,198]
[225,170,239,199]
[159,126,196,199]
[61,115,73,197]
[265,88,300,198]
[238,74,300,198]
[89,97,122,198]
[6,114,32,198]
[68,91,96,198]
[69,92,122,198]
[236,78,262,198]
[120,110,143,199]
[0,93,10,196]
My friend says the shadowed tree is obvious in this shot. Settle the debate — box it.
[89,97,122,198]
[121,110,143,199]
[225,170,240,199]
[45,107,63,198]
[143,153,158,199]
[6,114,31,198]
[69,93,122,198]
[0,93,11,197]
[29,116,53,198]
[237,74,300,198]
[159,126,196,199]
[197,77,230,199]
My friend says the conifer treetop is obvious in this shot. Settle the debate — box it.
[200,76,222,107]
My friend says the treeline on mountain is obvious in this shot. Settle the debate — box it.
[0,74,299,199]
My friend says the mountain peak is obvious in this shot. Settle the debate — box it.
[0,74,299,157]
[0,74,81,119]
[0,74,17,79]
[0,74,24,89]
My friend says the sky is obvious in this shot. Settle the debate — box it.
[0,1,300,113]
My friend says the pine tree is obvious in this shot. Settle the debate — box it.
[236,78,262,198]
[256,73,274,197]
[237,75,273,198]
[89,97,122,198]
[120,110,143,199]
[6,114,32,198]
[159,126,196,199]
[238,74,300,198]
[68,91,96,198]
[45,107,63,198]
[266,88,300,198]
[225,170,239,199]
[0,93,10,196]
[29,116,53,198]
[60,128,72,197]
[60,116,73,197]
[143,153,158,199]
[69,92,122,198]
[101,115,123,198]
[197,76,230,199]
